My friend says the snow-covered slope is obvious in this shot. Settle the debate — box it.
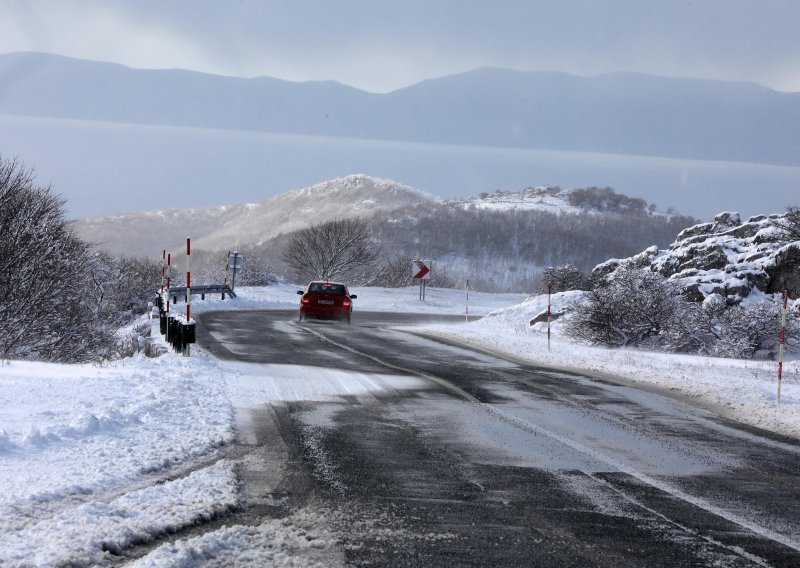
[73,174,438,257]
[192,174,439,252]
[452,186,582,214]
[75,203,255,259]
[593,211,800,304]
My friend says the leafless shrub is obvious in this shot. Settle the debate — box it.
[0,156,115,361]
[541,264,593,293]
[691,294,799,358]
[566,267,686,348]
[777,206,800,242]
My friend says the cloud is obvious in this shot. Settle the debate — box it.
[0,2,214,73]
[1,0,798,92]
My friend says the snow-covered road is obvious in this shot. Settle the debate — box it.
[1,284,798,565]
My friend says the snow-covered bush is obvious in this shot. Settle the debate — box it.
[566,267,688,348]
[167,249,277,288]
[88,252,162,326]
[567,268,798,359]
[541,264,593,293]
[777,205,800,242]
[690,294,800,359]
[234,255,278,286]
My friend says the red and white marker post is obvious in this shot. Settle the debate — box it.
[465,279,470,323]
[778,289,788,404]
[547,281,552,352]
[166,253,171,342]
[223,250,231,298]
[185,237,191,357]
[161,249,166,295]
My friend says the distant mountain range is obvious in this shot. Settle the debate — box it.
[2,52,799,166]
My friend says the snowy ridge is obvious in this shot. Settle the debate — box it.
[453,186,582,214]
[293,173,437,203]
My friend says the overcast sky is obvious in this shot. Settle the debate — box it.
[1,0,798,93]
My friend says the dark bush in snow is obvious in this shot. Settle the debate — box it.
[0,156,164,362]
[0,156,113,361]
[566,267,690,349]
[566,268,798,358]
[777,205,800,242]
[541,264,593,293]
[690,294,800,359]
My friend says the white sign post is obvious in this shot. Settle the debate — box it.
[412,259,431,301]
[228,251,244,291]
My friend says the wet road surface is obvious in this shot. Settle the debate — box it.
[193,309,800,566]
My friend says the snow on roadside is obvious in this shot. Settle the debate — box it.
[130,512,340,568]
[0,460,238,567]
[184,282,526,317]
[0,282,508,566]
[416,291,800,440]
[0,341,237,566]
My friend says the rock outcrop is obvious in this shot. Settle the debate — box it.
[592,211,800,303]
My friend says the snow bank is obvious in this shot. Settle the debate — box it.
[186,281,526,317]
[419,292,800,439]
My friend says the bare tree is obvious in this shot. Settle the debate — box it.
[0,155,113,361]
[777,206,800,242]
[368,253,458,288]
[370,254,415,287]
[541,264,592,293]
[281,218,378,283]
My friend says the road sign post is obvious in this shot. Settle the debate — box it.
[412,259,431,301]
[228,251,244,291]
[547,281,552,352]
[466,279,470,323]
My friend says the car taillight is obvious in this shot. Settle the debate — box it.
[301,295,310,304]
[343,299,351,307]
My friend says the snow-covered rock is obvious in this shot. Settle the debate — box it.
[592,211,800,303]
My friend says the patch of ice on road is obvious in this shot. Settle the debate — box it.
[226,362,428,406]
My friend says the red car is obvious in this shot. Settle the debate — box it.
[297,281,357,323]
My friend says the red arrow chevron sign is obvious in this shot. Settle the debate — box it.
[412,259,431,280]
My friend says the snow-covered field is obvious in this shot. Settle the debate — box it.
[0,283,797,565]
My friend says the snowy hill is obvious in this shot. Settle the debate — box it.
[192,174,439,252]
[74,174,438,257]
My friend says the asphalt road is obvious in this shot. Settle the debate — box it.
[195,309,800,566]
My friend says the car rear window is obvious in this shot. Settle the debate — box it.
[308,283,346,295]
